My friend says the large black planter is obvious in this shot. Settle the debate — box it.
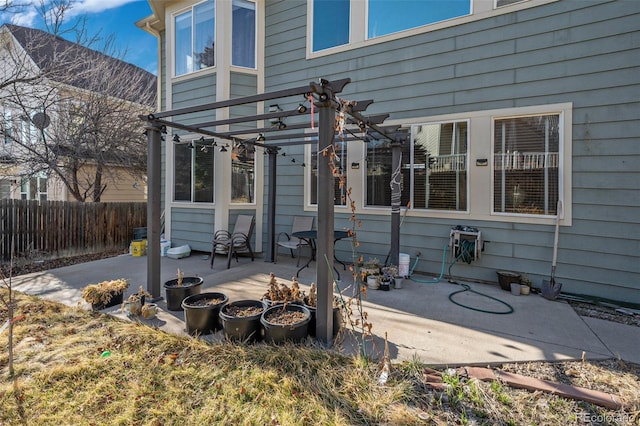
[260,304,311,344]
[92,292,124,311]
[182,292,228,335]
[303,298,343,337]
[164,277,203,311]
[219,299,265,342]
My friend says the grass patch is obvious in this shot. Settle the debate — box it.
[2,291,639,425]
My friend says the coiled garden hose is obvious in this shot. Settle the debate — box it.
[407,242,514,315]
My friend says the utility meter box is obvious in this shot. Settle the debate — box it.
[449,226,482,262]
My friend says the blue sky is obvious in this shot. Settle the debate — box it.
[1,0,157,74]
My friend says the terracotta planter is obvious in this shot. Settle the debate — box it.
[260,304,310,344]
[163,276,203,311]
[182,292,228,335]
[219,299,265,342]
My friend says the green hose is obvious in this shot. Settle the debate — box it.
[408,242,514,315]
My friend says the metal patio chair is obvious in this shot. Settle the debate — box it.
[211,214,255,269]
[275,216,314,266]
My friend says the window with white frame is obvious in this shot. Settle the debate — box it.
[312,0,350,51]
[20,175,47,201]
[367,0,471,39]
[3,111,11,144]
[174,138,214,203]
[311,0,554,54]
[493,114,560,216]
[231,141,255,203]
[310,140,348,205]
[232,0,256,68]
[174,0,215,76]
[409,120,468,211]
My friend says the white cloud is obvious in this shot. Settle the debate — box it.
[65,0,139,18]
[9,9,40,27]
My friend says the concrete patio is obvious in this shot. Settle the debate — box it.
[9,250,639,366]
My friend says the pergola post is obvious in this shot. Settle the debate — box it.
[265,147,278,262]
[145,122,163,300]
[315,85,338,345]
[389,135,404,268]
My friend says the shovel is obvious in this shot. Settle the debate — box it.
[542,200,563,300]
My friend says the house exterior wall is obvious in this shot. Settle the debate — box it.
[151,0,639,305]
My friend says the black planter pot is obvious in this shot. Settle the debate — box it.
[182,292,228,335]
[303,298,342,337]
[219,299,266,342]
[496,271,521,292]
[92,292,124,311]
[164,277,203,311]
[260,304,311,344]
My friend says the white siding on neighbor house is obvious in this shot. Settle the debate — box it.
[260,0,639,304]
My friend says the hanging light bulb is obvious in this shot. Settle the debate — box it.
[220,144,228,152]
[172,134,180,142]
[297,103,307,113]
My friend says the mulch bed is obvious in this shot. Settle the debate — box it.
[264,310,307,325]
[185,297,225,307]
[224,306,264,317]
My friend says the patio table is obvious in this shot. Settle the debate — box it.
[292,230,349,279]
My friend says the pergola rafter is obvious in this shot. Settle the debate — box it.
[141,77,407,344]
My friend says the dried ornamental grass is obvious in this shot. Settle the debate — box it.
[80,279,129,306]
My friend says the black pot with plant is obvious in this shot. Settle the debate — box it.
[219,299,265,342]
[260,304,310,344]
[81,279,129,311]
[182,292,228,335]
[163,269,203,311]
[302,283,342,337]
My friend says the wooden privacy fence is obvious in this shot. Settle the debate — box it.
[0,199,147,262]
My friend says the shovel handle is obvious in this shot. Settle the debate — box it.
[552,200,562,267]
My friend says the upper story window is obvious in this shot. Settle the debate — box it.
[312,0,350,52]
[368,0,471,39]
[232,0,257,68]
[311,0,552,55]
[174,0,215,76]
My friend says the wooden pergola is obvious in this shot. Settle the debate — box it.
[141,78,408,344]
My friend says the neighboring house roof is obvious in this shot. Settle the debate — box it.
[3,24,156,106]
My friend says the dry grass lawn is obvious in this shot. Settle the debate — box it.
[1,291,639,425]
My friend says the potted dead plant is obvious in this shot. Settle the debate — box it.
[360,257,381,285]
[182,291,228,335]
[81,279,129,311]
[302,282,343,337]
[219,299,265,342]
[260,302,311,344]
[261,273,304,307]
[163,268,203,311]
[122,286,151,317]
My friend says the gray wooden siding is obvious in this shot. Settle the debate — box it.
[230,72,257,132]
[171,73,217,127]
[169,207,215,252]
[262,0,640,304]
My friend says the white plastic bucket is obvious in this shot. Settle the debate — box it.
[160,240,171,257]
[398,253,410,277]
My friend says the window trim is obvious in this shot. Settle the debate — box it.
[307,0,559,58]
[231,0,258,70]
[304,103,572,227]
[172,0,216,78]
[171,136,216,205]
